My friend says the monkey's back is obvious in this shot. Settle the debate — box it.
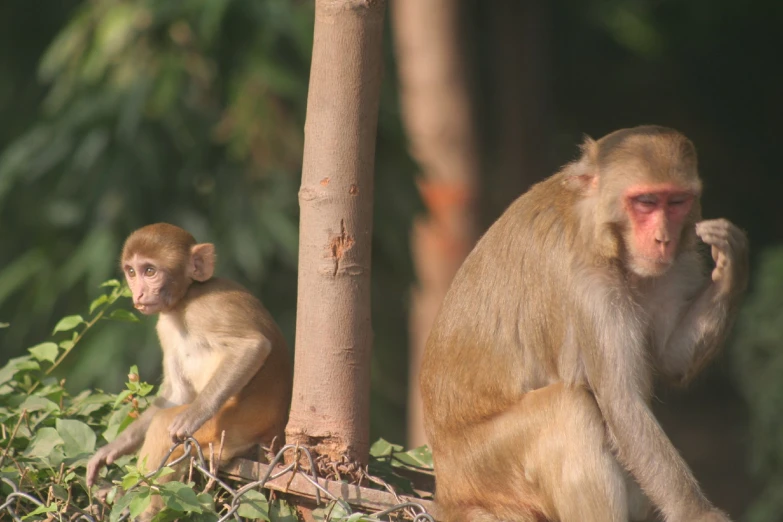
[180,278,293,440]
[421,172,589,436]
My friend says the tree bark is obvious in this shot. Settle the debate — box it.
[391,0,480,448]
[286,0,385,466]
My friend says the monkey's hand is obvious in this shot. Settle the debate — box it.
[86,442,124,488]
[695,219,748,298]
[168,405,212,442]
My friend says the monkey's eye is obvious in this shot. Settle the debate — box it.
[668,197,689,207]
[144,267,157,277]
[126,267,135,277]
[631,195,658,212]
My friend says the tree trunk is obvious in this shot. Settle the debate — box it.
[480,0,553,227]
[286,0,385,467]
[391,0,480,448]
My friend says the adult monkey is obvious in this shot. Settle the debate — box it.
[421,126,748,522]
[86,224,292,503]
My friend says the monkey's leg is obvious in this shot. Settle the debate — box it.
[435,383,628,522]
[519,383,630,522]
[134,406,191,520]
[135,402,269,520]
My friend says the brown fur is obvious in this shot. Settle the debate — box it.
[421,126,747,522]
[87,223,292,518]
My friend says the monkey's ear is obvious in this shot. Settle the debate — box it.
[190,243,216,282]
[563,136,599,193]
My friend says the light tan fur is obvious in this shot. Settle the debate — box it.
[421,126,748,522]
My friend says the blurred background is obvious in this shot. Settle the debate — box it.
[0,0,781,519]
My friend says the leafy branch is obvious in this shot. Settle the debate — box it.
[25,280,139,393]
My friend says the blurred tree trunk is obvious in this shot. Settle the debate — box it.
[286,0,385,466]
[391,0,480,448]
[479,0,553,227]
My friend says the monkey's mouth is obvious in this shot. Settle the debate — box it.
[133,302,160,314]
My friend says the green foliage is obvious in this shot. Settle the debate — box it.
[0,282,149,519]
[367,438,433,499]
[0,0,417,445]
[0,281,289,520]
[732,246,783,522]
[0,281,428,520]
[0,1,312,392]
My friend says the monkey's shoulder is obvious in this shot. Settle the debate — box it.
[178,277,278,333]
[473,172,584,262]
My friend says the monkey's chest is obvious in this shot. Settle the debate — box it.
[163,337,223,398]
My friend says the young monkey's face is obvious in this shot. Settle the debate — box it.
[122,254,182,315]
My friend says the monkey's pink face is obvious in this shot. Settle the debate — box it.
[123,255,172,315]
[624,184,695,277]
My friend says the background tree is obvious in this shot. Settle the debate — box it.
[391,0,480,448]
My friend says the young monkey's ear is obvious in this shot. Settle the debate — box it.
[190,243,216,282]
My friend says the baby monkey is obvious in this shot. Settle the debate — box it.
[86,223,292,506]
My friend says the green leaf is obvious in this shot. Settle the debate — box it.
[343,514,371,522]
[237,489,270,519]
[129,490,152,519]
[52,315,84,334]
[25,427,64,458]
[100,279,122,288]
[146,466,175,483]
[128,382,154,397]
[110,489,136,522]
[56,418,97,456]
[51,484,68,500]
[161,481,203,513]
[394,445,433,469]
[121,286,132,298]
[29,342,60,363]
[0,322,9,328]
[21,503,57,519]
[121,468,144,491]
[107,309,139,322]
[103,403,134,442]
[270,499,299,522]
[113,389,132,409]
[89,294,109,314]
[369,438,401,458]
[196,492,216,512]
[0,356,39,385]
[71,391,114,416]
[59,339,74,351]
[20,395,60,413]
[312,501,351,521]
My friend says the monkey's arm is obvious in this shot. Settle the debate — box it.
[168,334,272,441]
[658,219,748,383]
[85,387,176,487]
[584,299,724,521]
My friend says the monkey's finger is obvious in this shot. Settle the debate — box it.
[86,464,99,487]
[696,220,744,243]
[695,218,733,231]
[712,246,729,268]
[697,233,730,252]
[727,228,749,251]
[696,220,747,248]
